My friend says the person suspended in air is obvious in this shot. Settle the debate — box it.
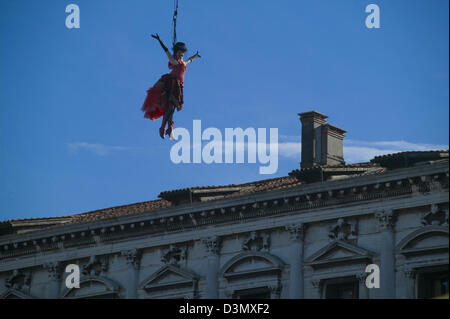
[141,34,201,139]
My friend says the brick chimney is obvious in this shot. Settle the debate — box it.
[298,111,346,168]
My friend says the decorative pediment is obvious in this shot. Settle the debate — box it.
[61,275,120,299]
[305,240,374,269]
[0,288,34,299]
[220,251,284,281]
[397,226,449,257]
[139,265,199,292]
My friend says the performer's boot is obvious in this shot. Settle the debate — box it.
[166,121,175,140]
[159,118,167,139]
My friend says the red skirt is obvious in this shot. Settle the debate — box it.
[141,74,184,121]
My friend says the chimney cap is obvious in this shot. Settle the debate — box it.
[297,111,328,120]
[323,123,347,136]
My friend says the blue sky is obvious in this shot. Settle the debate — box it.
[0,0,448,221]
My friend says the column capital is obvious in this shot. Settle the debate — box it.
[375,209,396,231]
[121,249,142,269]
[403,267,416,279]
[286,223,305,242]
[201,236,221,255]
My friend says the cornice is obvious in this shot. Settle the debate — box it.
[0,162,448,261]
[0,193,446,272]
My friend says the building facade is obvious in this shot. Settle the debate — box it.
[0,112,448,299]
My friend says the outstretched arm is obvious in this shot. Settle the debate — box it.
[151,33,178,65]
[185,51,201,65]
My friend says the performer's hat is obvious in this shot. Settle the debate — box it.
[173,42,188,53]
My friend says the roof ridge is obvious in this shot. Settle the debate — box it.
[159,176,295,195]
[0,215,75,224]
[72,198,169,217]
[372,150,449,159]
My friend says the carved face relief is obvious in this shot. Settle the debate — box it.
[421,205,448,226]
[328,218,357,241]
[5,269,31,291]
[82,256,108,276]
[242,232,270,252]
[161,245,187,265]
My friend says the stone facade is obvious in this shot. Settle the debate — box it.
[0,159,448,299]
[0,112,448,299]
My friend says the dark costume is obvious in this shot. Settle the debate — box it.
[141,59,186,122]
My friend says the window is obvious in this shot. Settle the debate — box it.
[418,266,449,299]
[324,277,359,299]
